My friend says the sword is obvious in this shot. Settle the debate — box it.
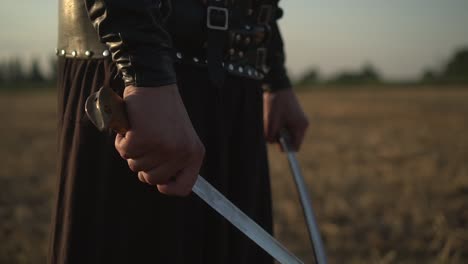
[85,86,303,264]
[279,131,328,264]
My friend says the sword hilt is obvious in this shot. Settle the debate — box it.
[85,86,130,134]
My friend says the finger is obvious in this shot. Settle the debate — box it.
[291,129,304,152]
[114,132,146,159]
[266,114,281,143]
[139,160,182,186]
[137,171,149,184]
[290,121,308,152]
[157,161,200,197]
[115,133,125,155]
[127,154,165,173]
[115,133,133,159]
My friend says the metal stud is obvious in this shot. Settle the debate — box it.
[235,34,241,42]
[238,51,244,58]
[102,50,110,57]
[229,48,235,55]
[85,50,93,57]
[238,66,244,73]
[228,64,234,71]
[55,49,59,55]
[176,52,183,59]
[71,50,77,57]
[60,49,66,56]
[248,69,253,76]
[244,25,251,30]
[193,57,199,63]
[244,37,251,45]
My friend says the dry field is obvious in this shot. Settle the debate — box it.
[1,87,467,263]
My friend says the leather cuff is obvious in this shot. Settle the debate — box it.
[119,48,177,88]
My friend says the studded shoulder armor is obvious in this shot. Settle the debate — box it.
[57,0,109,59]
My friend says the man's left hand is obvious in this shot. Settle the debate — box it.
[263,89,309,151]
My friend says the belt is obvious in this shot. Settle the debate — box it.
[173,2,275,82]
[173,49,265,80]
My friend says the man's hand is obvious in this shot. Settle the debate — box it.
[263,89,309,151]
[115,84,205,196]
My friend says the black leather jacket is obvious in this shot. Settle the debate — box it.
[83,0,291,91]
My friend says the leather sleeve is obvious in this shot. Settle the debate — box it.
[84,0,177,87]
[263,7,292,92]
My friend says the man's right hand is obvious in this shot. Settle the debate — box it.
[115,84,205,196]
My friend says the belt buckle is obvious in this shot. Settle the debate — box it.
[207,6,229,31]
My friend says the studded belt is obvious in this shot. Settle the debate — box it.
[173,50,265,80]
[171,20,270,81]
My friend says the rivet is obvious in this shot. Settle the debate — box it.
[176,52,183,59]
[55,49,59,55]
[238,51,244,58]
[85,50,93,57]
[244,37,251,45]
[248,69,253,76]
[245,25,251,30]
[238,66,244,73]
[71,50,77,57]
[60,49,66,56]
[102,50,110,57]
[193,57,199,63]
[221,62,225,67]
[235,34,241,42]
[228,64,234,71]
[205,59,208,64]
[229,48,235,55]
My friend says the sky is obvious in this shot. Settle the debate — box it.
[1,0,467,80]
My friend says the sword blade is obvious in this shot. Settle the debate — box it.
[279,133,328,264]
[192,176,303,264]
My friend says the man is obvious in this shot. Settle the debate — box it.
[49,0,308,263]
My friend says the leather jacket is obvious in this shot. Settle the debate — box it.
[65,0,291,90]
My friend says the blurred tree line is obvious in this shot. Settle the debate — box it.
[297,46,468,87]
[421,47,468,85]
[0,56,57,90]
[1,46,467,90]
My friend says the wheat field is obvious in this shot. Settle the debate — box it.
[1,87,467,263]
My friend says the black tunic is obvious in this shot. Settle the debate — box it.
[50,0,292,263]
[49,58,274,263]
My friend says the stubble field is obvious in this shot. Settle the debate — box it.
[1,87,467,263]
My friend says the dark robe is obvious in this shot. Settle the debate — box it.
[48,58,274,264]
